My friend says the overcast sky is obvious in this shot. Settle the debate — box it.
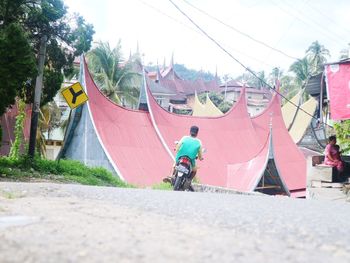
[64,0,350,78]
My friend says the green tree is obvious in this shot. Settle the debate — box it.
[198,92,232,113]
[306,41,330,74]
[0,22,36,116]
[334,121,350,154]
[289,57,311,86]
[0,0,94,108]
[235,69,267,88]
[87,41,142,107]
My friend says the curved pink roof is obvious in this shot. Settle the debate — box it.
[81,58,306,196]
[84,60,173,186]
[252,92,306,195]
[146,83,264,187]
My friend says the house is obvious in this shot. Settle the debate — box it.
[219,80,270,116]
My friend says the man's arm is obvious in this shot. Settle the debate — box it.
[198,146,203,161]
[175,137,184,153]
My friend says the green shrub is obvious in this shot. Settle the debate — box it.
[0,156,132,188]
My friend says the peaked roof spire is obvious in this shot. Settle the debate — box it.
[156,60,161,83]
[163,57,166,70]
[170,52,174,68]
[136,41,140,55]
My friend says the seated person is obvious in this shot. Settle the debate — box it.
[324,136,350,182]
[324,135,344,172]
[334,144,342,161]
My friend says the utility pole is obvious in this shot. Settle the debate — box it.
[28,35,47,158]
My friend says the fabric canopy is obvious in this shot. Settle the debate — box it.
[325,62,350,120]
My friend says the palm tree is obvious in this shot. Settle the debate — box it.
[289,57,311,86]
[87,41,141,107]
[306,41,330,74]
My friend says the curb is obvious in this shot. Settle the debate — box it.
[192,183,264,196]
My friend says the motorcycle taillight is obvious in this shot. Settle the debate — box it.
[180,158,191,165]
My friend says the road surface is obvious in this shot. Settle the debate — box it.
[0,182,349,263]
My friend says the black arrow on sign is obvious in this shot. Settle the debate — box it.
[69,87,84,104]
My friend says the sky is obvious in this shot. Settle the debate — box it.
[64,0,350,78]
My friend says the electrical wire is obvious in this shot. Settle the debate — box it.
[167,0,324,123]
[271,0,344,47]
[136,0,278,68]
[303,0,350,36]
[182,0,299,60]
[180,0,309,84]
[280,0,347,40]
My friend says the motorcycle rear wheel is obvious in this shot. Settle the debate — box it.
[173,176,183,191]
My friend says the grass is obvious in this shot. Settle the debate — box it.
[0,156,133,188]
[152,182,172,191]
[0,190,18,199]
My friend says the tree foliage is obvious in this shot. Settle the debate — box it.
[0,0,94,114]
[334,120,350,154]
[235,69,267,89]
[9,100,26,160]
[87,41,142,107]
[0,22,36,115]
[306,41,330,74]
[198,92,232,113]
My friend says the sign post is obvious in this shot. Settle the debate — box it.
[61,82,89,109]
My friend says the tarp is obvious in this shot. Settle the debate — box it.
[325,62,350,120]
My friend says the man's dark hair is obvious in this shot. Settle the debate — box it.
[190,125,199,136]
[329,135,336,142]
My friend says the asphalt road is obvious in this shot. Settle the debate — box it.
[0,182,349,263]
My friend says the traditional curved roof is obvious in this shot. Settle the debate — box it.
[192,92,223,117]
[252,91,307,197]
[281,91,302,130]
[82,59,173,185]
[281,90,318,144]
[289,97,318,144]
[61,56,306,196]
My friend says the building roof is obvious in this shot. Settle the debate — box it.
[61,57,306,197]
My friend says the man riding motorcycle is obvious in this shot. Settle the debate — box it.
[164,125,204,185]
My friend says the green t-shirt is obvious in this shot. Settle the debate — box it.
[175,136,202,166]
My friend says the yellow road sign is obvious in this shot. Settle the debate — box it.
[61,82,88,109]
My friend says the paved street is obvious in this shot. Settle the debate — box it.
[0,182,349,263]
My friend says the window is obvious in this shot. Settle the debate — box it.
[156,98,163,106]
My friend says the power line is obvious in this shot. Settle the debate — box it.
[181,0,299,60]
[167,0,322,123]
[136,0,277,69]
[303,0,350,36]
[281,0,346,41]
[271,0,344,47]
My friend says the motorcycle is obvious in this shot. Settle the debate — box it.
[172,141,205,191]
[173,155,194,191]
